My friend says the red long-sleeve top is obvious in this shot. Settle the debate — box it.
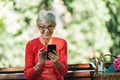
[24,37,68,80]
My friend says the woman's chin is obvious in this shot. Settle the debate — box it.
[43,36,51,38]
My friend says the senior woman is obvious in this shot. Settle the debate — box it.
[24,10,68,80]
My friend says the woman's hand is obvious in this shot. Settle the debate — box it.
[48,50,61,68]
[34,47,46,71]
[38,47,46,64]
[48,50,59,62]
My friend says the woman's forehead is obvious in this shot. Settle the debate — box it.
[37,22,56,25]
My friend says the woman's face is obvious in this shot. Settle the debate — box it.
[37,22,56,39]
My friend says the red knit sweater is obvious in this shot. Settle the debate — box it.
[24,37,68,80]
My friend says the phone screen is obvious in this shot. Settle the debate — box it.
[47,44,56,60]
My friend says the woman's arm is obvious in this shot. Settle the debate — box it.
[48,40,67,75]
[55,40,68,75]
[24,42,43,80]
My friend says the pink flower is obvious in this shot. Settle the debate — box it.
[113,56,120,70]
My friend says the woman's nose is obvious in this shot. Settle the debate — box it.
[44,28,49,33]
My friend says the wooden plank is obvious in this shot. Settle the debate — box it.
[0,71,94,80]
[0,73,26,80]
[68,64,93,70]
[0,67,24,73]
[0,64,95,80]
[0,64,93,73]
[66,70,94,77]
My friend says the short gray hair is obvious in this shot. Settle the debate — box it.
[37,10,56,24]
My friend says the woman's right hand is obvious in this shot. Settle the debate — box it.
[38,47,46,64]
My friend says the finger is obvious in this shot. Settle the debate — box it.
[39,47,45,52]
[48,53,56,62]
[49,55,58,63]
[38,47,45,55]
[53,50,59,56]
[49,52,54,57]
[49,52,59,60]
[53,50,59,59]
[43,51,47,56]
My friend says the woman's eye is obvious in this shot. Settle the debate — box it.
[48,25,52,27]
[39,26,42,28]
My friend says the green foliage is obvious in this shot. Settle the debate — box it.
[105,0,120,56]
[0,18,5,34]
[0,0,40,67]
[0,0,120,67]
[64,0,113,64]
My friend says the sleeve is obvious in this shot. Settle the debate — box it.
[24,42,43,80]
[56,40,68,76]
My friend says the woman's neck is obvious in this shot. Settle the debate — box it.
[39,37,52,46]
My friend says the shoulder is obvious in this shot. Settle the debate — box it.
[53,37,67,50]
[53,37,67,44]
[26,37,39,46]
[53,37,66,42]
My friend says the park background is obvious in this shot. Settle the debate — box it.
[0,0,120,67]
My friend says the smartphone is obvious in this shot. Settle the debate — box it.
[47,44,56,60]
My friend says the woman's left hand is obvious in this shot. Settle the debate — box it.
[49,50,61,69]
[48,50,59,62]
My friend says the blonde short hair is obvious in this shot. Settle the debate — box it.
[37,10,56,24]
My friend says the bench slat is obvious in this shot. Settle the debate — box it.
[0,64,95,80]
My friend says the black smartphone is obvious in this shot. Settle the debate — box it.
[47,44,56,60]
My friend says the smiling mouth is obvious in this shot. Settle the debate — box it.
[44,34,50,36]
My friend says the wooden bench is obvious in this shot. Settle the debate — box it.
[66,64,94,80]
[0,67,25,80]
[0,64,95,80]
